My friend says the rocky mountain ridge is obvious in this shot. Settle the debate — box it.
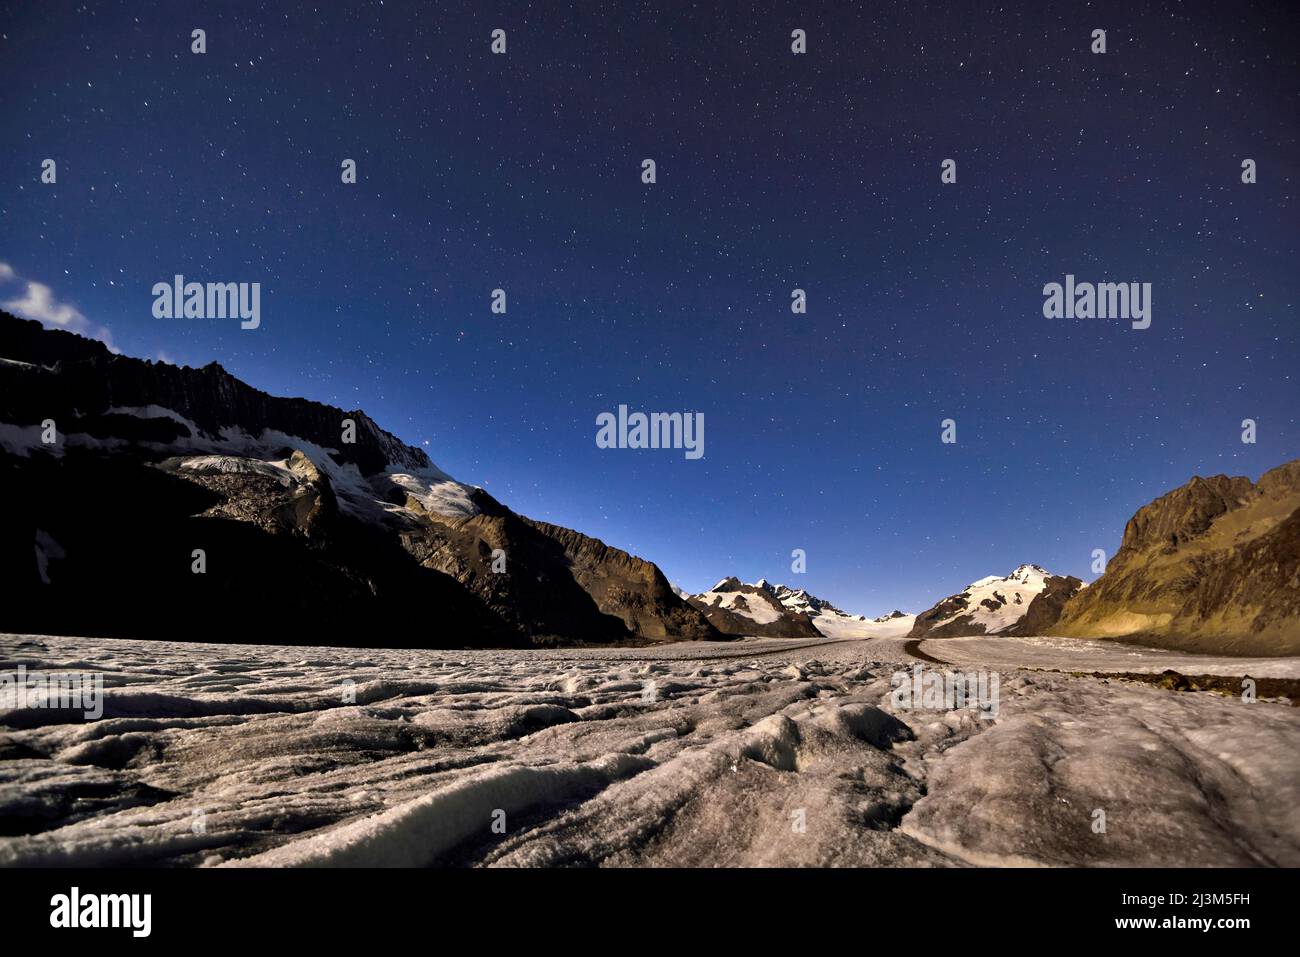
[0,312,720,648]
[683,577,916,639]
[3,312,1296,655]
[1054,462,1300,654]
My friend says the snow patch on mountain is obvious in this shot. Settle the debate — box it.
[692,580,783,625]
[690,579,914,639]
[768,584,915,639]
[377,467,479,520]
[208,425,475,522]
[176,455,298,486]
[98,405,480,522]
[812,610,917,639]
[0,423,55,457]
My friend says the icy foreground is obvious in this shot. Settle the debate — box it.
[1,633,1297,867]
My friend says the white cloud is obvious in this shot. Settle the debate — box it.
[0,260,117,352]
[6,280,84,328]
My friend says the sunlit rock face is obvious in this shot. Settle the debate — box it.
[1055,462,1300,655]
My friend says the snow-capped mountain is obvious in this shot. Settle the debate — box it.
[906,564,1083,640]
[686,577,823,638]
[762,581,841,616]
[686,578,915,639]
[769,582,916,638]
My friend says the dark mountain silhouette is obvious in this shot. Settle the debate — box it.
[0,312,721,648]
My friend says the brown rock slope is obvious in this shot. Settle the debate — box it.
[1054,461,1300,655]
[1005,574,1086,637]
[394,498,721,644]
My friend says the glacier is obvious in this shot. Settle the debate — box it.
[1,632,1296,867]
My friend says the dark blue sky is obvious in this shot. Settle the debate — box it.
[2,0,1296,615]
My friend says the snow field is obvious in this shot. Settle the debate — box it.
[2,633,1296,867]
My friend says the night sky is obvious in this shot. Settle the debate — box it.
[1,1,1297,616]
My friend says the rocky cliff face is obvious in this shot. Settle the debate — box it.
[522,519,720,640]
[1003,573,1085,637]
[0,312,721,648]
[0,440,514,646]
[385,494,720,645]
[0,314,424,477]
[1055,462,1300,655]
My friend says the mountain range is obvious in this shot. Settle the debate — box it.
[0,312,717,648]
[2,311,1296,654]
[684,577,916,639]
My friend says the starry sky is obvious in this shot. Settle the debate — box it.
[1,0,1297,615]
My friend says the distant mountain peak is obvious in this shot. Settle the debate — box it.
[907,564,1082,640]
[685,577,915,640]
